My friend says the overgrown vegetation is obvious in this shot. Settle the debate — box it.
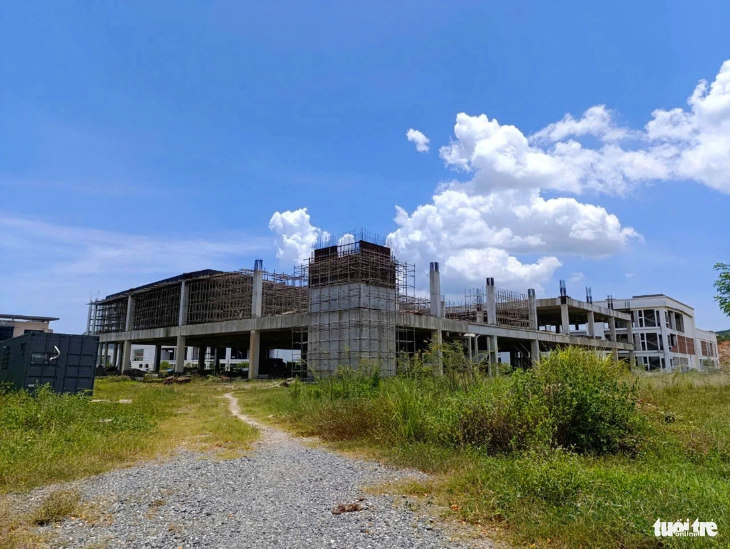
[238,346,730,548]
[0,379,257,494]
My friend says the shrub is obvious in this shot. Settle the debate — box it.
[533,348,646,454]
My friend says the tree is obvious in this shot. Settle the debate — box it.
[713,263,730,316]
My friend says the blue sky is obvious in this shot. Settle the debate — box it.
[1,0,729,333]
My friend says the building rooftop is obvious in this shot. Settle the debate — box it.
[0,314,59,322]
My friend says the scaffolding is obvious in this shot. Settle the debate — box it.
[91,297,127,334]
[132,283,181,330]
[302,239,416,376]
[187,271,253,325]
[495,288,530,329]
[262,270,308,316]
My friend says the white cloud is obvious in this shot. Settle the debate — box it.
[406,128,430,153]
[387,187,638,290]
[439,60,729,195]
[569,272,585,283]
[531,105,633,143]
[268,208,328,266]
[268,63,727,294]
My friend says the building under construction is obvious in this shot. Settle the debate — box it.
[89,236,634,377]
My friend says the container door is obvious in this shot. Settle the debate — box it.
[26,334,61,391]
[62,336,97,394]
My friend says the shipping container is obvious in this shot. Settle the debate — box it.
[0,332,98,394]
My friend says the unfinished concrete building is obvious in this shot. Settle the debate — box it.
[89,237,634,376]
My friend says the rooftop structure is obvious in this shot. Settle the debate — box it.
[0,313,58,342]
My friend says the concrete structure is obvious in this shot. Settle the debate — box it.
[89,238,633,376]
[0,313,58,341]
[594,295,720,371]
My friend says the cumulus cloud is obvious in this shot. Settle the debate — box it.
[387,187,639,289]
[406,128,430,153]
[439,60,729,195]
[271,62,728,292]
[268,208,328,265]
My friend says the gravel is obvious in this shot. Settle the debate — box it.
[27,394,487,548]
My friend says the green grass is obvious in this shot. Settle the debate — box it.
[237,349,730,548]
[0,378,258,494]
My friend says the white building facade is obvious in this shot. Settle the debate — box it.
[595,295,719,371]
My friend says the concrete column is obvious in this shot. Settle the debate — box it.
[609,319,618,361]
[252,260,263,318]
[154,344,162,372]
[248,331,261,379]
[429,262,442,317]
[198,346,206,372]
[178,281,188,327]
[530,339,540,365]
[225,347,232,370]
[175,335,186,373]
[625,319,635,368]
[125,295,135,332]
[122,340,132,372]
[431,329,443,375]
[486,278,497,325]
[467,338,473,362]
[96,341,104,368]
[560,303,570,334]
[527,289,537,330]
[586,310,595,337]
[112,343,119,370]
[490,335,499,366]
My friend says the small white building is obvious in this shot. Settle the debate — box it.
[595,295,719,371]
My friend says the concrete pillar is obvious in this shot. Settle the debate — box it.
[112,343,119,370]
[467,337,473,362]
[586,311,595,337]
[248,331,261,379]
[560,303,570,334]
[125,295,135,332]
[490,335,499,367]
[198,346,206,372]
[175,335,186,373]
[625,319,635,368]
[609,319,618,361]
[154,344,162,372]
[429,262,442,317]
[527,289,537,330]
[122,340,132,372]
[486,278,497,325]
[431,329,443,375]
[252,260,263,318]
[178,281,188,327]
[530,339,540,365]
[96,341,104,368]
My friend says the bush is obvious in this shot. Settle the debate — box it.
[284,347,647,457]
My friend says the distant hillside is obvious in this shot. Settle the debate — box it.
[716,329,730,342]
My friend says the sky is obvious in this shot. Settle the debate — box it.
[1,0,730,333]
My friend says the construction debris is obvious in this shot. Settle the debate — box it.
[162,376,191,385]
[331,502,364,515]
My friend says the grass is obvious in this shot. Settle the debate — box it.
[236,348,730,548]
[0,378,258,494]
[0,377,258,548]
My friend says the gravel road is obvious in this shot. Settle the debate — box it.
[28,393,490,548]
